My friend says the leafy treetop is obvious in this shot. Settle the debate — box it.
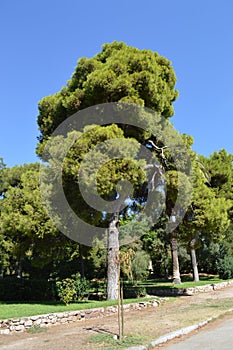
[37,41,178,145]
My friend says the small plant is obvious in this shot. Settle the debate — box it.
[56,278,77,305]
[56,274,89,305]
[88,332,147,348]
[27,325,47,333]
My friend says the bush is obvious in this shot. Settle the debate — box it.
[56,274,89,305]
[123,285,146,298]
[56,278,77,305]
[218,256,233,279]
[73,273,89,300]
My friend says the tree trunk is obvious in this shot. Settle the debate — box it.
[190,237,199,282]
[79,245,85,278]
[17,258,23,279]
[148,259,153,276]
[107,212,120,300]
[170,231,181,284]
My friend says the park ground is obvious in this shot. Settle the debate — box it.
[0,284,233,350]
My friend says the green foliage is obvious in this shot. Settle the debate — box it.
[87,238,107,279]
[196,235,220,274]
[193,150,233,278]
[200,150,233,199]
[165,170,193,217]
[37,41,178,143]
[27,325,47,333]
[0,297,153,320]
[69,124,146,200]
[123,285,147,298]
[0,165,68,278]
[56,278,77,305]
[45,124,147,234]
[218,256,233,279]
[131,250,151,283]
[119,215,153,248]
[143,235,172,279]
[143,276,231,290]
[142,215,172,279]
[56,274,89,305]
[73,273,89,300]
[88,332,147,348]
[1,41,231,290]
[179,152,232,278]
[0,163,39,196]
[36,42,183,295]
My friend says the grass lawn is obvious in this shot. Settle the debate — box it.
[0,297,155,320]
[138,275,233,289]
[1,275,231,320]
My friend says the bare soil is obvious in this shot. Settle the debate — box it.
[1,285,233,350]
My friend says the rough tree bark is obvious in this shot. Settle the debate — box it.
[170,230,181,284]
[107,212,120,300]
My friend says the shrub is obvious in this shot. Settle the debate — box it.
[72,273,89,300]
[123,285,146,298]
[56,274,89,305]
[56,278,77,305]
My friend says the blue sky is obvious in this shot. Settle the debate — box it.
[1,0,233,167]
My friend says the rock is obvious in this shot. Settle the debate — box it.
[31,316,39,321]
[15,325,25,332]
[24,320,33,328]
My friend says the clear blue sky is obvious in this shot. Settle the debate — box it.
[1,0,233,167]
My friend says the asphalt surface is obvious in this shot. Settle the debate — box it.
[160,314,233,350]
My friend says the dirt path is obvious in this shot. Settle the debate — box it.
[1,285,233,350]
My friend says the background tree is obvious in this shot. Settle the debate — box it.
[145,133,193,284]
[142,216,171,279]
[180,158,231,281]
[0,165,71,278]
[198,150,233,279]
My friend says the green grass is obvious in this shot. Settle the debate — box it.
[1,275,231,320]
[88,333,148,349]
[27,325,48,334]
[137,275,233,289]
[0,297,155,320]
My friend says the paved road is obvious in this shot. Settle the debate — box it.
[160,314,233,350]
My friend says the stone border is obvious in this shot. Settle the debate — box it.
[147,280,233,296]
[0,299,161,334]
[1,280,233,334]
